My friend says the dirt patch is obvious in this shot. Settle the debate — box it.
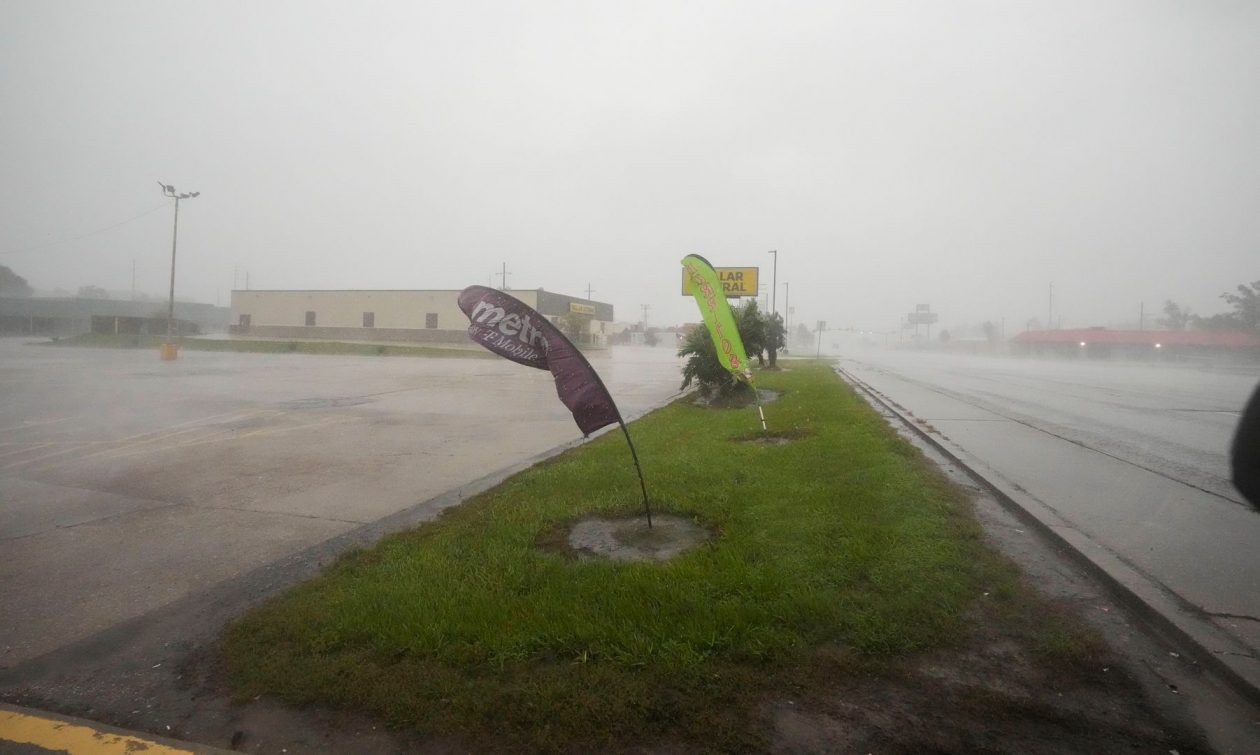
[694,388,781,409]
[735,428,813,446]
[560,514,714,562]
[763,604,1210,755]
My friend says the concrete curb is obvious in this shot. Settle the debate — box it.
[835,364,1260,709]
[0,702,236,754]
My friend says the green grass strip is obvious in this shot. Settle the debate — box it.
[222,362,1005,750]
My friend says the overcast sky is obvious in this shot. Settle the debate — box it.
[2,0,1257,334]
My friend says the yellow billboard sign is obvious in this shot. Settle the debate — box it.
[680,266,759,297]
[568,302,596,315]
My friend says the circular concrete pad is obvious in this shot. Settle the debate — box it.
[567,515,713,562]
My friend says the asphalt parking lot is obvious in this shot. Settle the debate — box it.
[0,338,685,669]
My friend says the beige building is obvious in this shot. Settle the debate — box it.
[230,289,614,346]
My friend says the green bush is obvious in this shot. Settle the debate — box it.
[678,300,769,397]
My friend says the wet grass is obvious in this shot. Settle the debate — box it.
[221,363,1086,751]
[37,333,493,359]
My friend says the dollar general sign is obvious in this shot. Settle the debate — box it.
[680,266,759,297]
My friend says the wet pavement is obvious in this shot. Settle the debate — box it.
[838,348,1260,698]
[0,338,685,669]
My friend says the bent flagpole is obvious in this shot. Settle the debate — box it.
[457,286,653,526]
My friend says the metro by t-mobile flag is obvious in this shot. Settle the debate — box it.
[681,253,752,380]
[457,285,620,436]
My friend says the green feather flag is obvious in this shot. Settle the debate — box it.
[681,253,767,430]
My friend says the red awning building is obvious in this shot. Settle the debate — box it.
[1010,328,1260,360]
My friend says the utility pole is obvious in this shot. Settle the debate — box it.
[497,263,511,290]
[640,304,650,327]
[1048,283,1054,331]
[159,182,199,360]
[783,282,790,330]
[816,320,825,359]
[585,283,595,301]
[768,250,778,317]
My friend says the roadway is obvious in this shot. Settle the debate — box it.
[0,338,685,670]
[838,347,1260,696]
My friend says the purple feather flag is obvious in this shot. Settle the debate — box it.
[457,286,620,436]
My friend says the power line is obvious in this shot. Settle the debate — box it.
[1,202,169,256]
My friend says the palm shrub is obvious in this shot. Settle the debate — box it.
[736,300,768,366]
[765,312,786,367]
[679,300,767,399]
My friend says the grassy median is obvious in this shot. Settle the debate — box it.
[221,363,1087,751]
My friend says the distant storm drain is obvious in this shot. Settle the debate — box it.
[275,396,373,410]
[566,515,714,562]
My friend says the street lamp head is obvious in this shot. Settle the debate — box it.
[190,191,200,198]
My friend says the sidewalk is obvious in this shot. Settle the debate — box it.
[837,361,1260,704]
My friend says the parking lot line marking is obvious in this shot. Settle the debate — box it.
[0,442,55,459]
[0,417,72,433]
[0,707,193,754]
[97,428,245,460]
[0,410,274,470]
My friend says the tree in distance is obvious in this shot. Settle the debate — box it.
[794,322,812,349]
[1193,280,1260,334]
[1158,300,1193,330]
[554,310,592,346]
[76,285,109,299]
[0,265,33,297]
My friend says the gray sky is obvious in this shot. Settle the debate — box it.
[2,0,1257,335]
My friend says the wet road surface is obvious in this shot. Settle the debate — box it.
[839,348,1260,692]
[0,339,684,668]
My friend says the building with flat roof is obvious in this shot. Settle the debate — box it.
[229,289,614,346]
[1011,327,1260,360]
[0,296,228,337]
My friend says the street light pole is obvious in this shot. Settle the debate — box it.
[783,282,790,331]
[768,250,778,317]
[159,182,199,360]
[167,194,180,341]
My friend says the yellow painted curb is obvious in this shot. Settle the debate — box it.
[0,706,194,754]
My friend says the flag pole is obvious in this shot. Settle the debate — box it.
[563,334,654,528]
[747,373,768,432]
[616,418,652,528]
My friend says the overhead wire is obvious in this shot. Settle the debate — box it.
[1,202,170,256]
